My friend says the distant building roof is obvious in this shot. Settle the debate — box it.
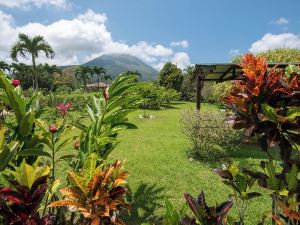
[86,82,111,88]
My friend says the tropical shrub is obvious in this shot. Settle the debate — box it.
[40,92,96,112]
[134,82,179,109]
[164,199,187,225]
[211,81,234,106]
[224,53,300,224]
[73,74,141,167]
[49,154,129,225]
[214,163,261,223]
[0,160,52,225]
[0,71,139,224]
[180,109,240,161]
[181,191,233,225]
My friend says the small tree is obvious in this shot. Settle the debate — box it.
[158,62,183,92]
[10,33,55,90]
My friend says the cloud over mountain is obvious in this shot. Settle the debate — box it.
[0,9,190,69]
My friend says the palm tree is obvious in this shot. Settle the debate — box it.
[0,61,10,73]
[10,33,55,90]
[102,74,112,88]
[92,66,106,90]
[75,66,93,90]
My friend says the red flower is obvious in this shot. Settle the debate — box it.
[49,124,57,133]
[11,79,20,88]
[56,102,71,117]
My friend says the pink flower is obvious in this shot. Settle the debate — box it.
[11,79,20,88]
[56,102,71,117]
[49,124,57,133]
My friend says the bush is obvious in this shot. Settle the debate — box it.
[211,81,233,106]
[180,109,240,161]
[40,92,98,111]
[134,82,180,109]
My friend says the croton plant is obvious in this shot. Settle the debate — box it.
[224,53,300,224]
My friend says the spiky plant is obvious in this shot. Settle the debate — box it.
[49,154,129,225]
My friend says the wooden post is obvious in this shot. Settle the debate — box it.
[196,73,202,111]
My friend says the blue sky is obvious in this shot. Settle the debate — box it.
[0,0,300,69]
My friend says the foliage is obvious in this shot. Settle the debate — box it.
[180,109,240,161]
[181,191,233,225]
[225,53,300,157]
[10,33,55,90]
[134,82,179,109]
[181,66,196,101]
[164,199,187,225]
[92,66,106,90]
[211,82,234,106]
[75,66,93,89]
[49,154,129,225]
[0,70,46,170]
[40,92,94,112]
[232,48,300,64]
[214,163,261,223]
[224,53,300,224]
[0,161,52,225]
[74,74,142,166]
[158,62,183,92]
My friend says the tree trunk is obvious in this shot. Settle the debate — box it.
[31,54,40,108]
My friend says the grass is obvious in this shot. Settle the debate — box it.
[106,102,271,224]
[54,101,272,224]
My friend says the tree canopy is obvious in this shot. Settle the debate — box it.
[158,62,183,92]
[232,48,300,64]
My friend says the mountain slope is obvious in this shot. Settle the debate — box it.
[83,54,158,81]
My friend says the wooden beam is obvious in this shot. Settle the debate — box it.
[196,74,202,111]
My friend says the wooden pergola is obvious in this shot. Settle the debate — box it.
[193,63,298,110]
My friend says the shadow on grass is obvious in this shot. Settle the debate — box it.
[122,122,138,129]
[121,183,165,225]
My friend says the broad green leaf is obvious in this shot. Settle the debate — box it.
[262,104,277,122]
[19,110,34,136]
[0,141,19,171]
[265,161,280,190]
[87,105,96,123]
[0,71,25,123]
[286,107,300,120]
[56,154,76,163]
[0,126,5,150]
[286,164,298,191]
[17,149,52,158]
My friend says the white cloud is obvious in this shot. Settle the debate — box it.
[170,40,189,49]
[0,0,69,9]
[0,10,191,70]
[229,49,240,55]
[274,17,289,25]
[249,33,300,53]
[171,52,190,69]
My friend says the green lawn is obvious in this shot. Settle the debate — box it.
[105,102,271,224]
[55,101,272,224]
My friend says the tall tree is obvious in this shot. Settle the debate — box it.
[158,62,183,92]
[92,66,106,90]
[75,66,93,90]
[10,33,55,90]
